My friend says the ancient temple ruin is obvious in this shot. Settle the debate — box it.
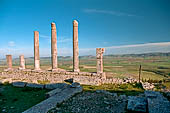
[5,20,105,75]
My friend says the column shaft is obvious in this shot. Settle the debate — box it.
[51,23,58,70]
[6,55,12,69]
[19,55,25,69]
[73,20,80,72]
[96,48,105,74]
[34,31,40,70]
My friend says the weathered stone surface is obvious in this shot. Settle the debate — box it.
[19,55,25,70]
[48,91,127,113]
[78,72,91,76]
[73,20,80,72]
[0,70,139,86]
[145,91,170,113]
[71,82,80,88]
[12,82,26,88]
[0,78,12,84]
[64,78,73,84]
[145,90,161,98]
[147,97,170,113]
[51,68,66,72]
[26,83,44,89]
[127,96,147,112]
[45,88,62,98]
[6,55,12,70]
[34,31,41,70]
[96,48,105,74]
[142,82,155,90]
[45,83,69,90]
[23,86,83,113]
[51,22,58,70]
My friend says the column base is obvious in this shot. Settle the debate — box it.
[4,68,13,72]
[18,67,25,70]
[97,71,103,74]
[52,68,66,72]
[73,69,80,72]
[32,68,41,72]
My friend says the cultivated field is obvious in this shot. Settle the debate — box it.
[0,54,170,81]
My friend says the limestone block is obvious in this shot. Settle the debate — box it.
[12,82,27,88]
[45,83,70,90]
[26,83,44,89]
[45,88,62,98]
[127,96,147,112]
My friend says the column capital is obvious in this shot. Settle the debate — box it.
[73,20,78,27]
[51,22,56,30]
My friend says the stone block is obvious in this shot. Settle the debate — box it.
[127,96,147,112]
[45,83,70,90]
[145,91,170,113]
[71,82,80,88]
[45,88,62,98]
[26,83,44,89]
[12,82,27,88]
[147,97,170,113]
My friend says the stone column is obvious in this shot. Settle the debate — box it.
[51,22,58,71]
[34,31,41,70]
[6,55,12,69]
[19,55,25,70]
[96,48,105,74]
[73,20,80,72]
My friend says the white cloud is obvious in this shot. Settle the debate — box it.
[79,42,170,55]
[83,9,137,17]
[8,41,15,47]
[106,42,170,49]
[58,38,72,43]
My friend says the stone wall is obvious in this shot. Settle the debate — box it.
[0,70,137,85]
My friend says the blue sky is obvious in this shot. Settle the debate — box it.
[0,0,170,58]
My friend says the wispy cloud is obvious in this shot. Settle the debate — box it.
[106,42,170,49]
[8,41,15,47]
[40,34,72,43]
[58,38,72,43]
[83,9,137,17]
[39,35,50,39]
[80,42,170,55]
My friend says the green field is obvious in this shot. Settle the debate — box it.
[0,54,170,81]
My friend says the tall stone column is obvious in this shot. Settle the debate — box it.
[51,22,58,71]
[34,31,41,70]
[96,48,105,74]
[19,55,25,70]
[73,20,80,72]
[6,55,12,69]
